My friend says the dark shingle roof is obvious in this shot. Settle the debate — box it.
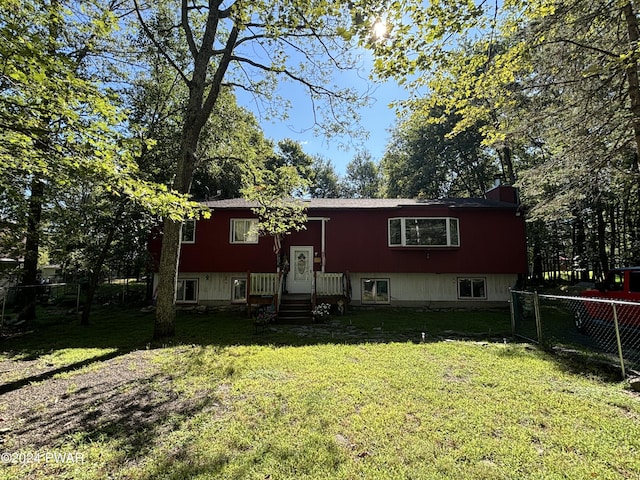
[201,197,517,210]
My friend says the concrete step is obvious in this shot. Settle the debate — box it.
[278,296,313,323]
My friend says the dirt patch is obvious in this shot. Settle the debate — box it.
[0,350,211,453]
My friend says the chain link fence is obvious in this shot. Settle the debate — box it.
[511,290,640,378]
[1,283,81,328]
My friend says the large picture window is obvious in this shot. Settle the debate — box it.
[458,278,486,299]
[362,278,390,304]
[230,219,259,244]
[389,217,459,247]
[177,278,198,303]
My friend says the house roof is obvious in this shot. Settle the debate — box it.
[201,197,518,210]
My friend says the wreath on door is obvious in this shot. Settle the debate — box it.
[296,252,307,276]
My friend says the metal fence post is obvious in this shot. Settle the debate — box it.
[1,292,5,333]
[533,291,542,344]
[509,288,516,337]
[611,303,626,378]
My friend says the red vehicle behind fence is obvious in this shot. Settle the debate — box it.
[577,267,640,332]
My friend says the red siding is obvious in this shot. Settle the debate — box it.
[318,207,526,274]
[150,204,528,275]
[179,210,276,272]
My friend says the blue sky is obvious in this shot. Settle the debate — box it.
[236,56,407,176]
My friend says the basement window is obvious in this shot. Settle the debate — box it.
[362,278,390,304]
[177,278,198,303]
[458,278,486,300]
[231,277,247,303]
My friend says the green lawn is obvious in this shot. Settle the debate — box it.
[1,307,638,479]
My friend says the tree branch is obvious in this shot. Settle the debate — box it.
[200,26,240,129]
[133,0,190,85]
[181,0,199,57]
[230,55,336,97]
[541,38,619,59]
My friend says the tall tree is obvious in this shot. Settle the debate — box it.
[0,0,197,321]
[264,139,315,197]
[127,54,272,202]
[310,156,341,198]
[382,105,498,199]
[192,98,273,200]
[492,2,640,271]
[341,151,382,198]
[132,0,368,339]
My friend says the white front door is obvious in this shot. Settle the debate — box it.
[288,246,313,294]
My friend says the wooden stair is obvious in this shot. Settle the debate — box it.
[278,294,313,323]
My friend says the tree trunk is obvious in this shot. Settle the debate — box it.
[152,84,208,339]
[596,205,608,278]
[498,145,516,185]
[19,177,44,322]
[154,218,181,340]
[623,2,640,170]
[531,222,545,284]
[573,213,590,281]
[19,0,61,322]
[610,203,617,270]
[81,220,119,326]
[622,3,640,265]
[532,241,544,285]
[153,135,200,340]
[150,8,239,341]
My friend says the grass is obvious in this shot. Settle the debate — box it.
[1,306,639,479]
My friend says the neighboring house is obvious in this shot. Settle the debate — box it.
[148,185,527,315]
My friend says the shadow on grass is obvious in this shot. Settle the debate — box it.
[185,307,513,343]
[1,306,154,354]
[0,304,631,479]
[0,305,512,390]
[0,349,125,395]
[532,303,633,381]
[545,344,628,381]
[5,360,216,459]
[2,305,514,354]
[0,304,625,394]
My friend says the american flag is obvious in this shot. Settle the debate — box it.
[273,234,282,254]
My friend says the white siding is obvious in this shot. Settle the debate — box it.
[154,272,517,307]
[153,272,247,306]
[350,273,517,306]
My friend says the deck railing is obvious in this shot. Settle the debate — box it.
[248,271,350,316]
[249,273,279,296]
[315,272,344,296]
[246,272,283,318]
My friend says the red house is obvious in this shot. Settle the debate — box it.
[149,185,527,316]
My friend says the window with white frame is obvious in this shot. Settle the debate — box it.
[176,278,198,303]
[362,278,390,304]
[388,217,459,247]
[458,277,486,299]
[230,219,259,244]
[231,277,247,303]
[181,219,196,244]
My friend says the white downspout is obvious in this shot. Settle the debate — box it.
[321,219,326,273]
[308,216,330,272]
